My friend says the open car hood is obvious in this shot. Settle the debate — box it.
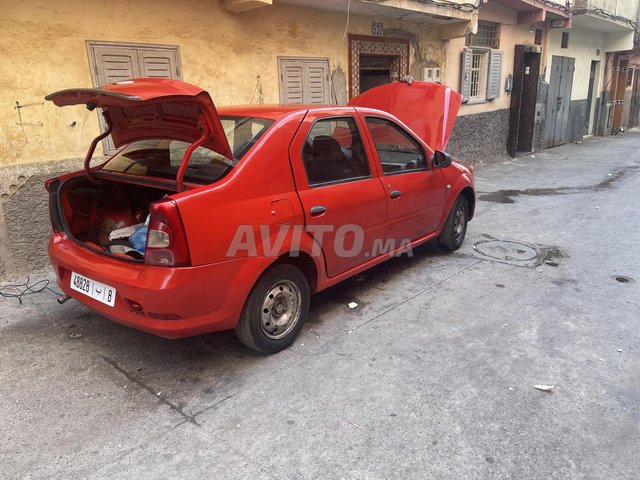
[348,81,462,152]
[46,78,233,159]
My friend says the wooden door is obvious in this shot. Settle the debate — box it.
[544,56,575,148]
[611,57,628,132]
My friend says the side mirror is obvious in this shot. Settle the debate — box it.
[432,150,452,169]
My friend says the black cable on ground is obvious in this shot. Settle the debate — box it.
[0,276,62,305]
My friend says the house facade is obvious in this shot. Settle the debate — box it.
[546,0,639,146]
[1,0,640,278]
[0,0,477,278]
[444,0,572,160]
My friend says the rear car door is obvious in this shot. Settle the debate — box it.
[361,115,445,245]
[289,111,387,277]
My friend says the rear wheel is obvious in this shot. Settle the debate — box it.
[438,195,468,251]
[235,264,310,353]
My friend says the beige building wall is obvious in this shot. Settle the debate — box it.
[0,0,446,168]
[444,2,536,116]
[545,28,605,101]
[0,0,455,279]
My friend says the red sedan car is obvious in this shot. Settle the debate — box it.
[45,78,474,353]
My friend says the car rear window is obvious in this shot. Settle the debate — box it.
[221,116,275,159]
[102,139,235,185]
[102,116,275,185]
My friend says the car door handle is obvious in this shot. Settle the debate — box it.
[390,190,402,199]
[309,205,326,216]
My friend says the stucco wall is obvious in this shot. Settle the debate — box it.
[0,0,454,279]
[444,2,535,117]
[546,28,605,101]
[1,0,447,168]
[443,2,533,160]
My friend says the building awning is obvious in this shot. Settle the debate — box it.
[225,0,478,39]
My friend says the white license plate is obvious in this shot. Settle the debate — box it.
[70,271,116,307]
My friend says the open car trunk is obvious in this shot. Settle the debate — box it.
[55,176,174,261]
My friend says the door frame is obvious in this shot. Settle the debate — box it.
[507,45,541,157]
[585,60,600,135]
[348,35,410,100]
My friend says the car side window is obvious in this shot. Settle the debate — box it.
[302,117,371,186]
[365,117,427,174]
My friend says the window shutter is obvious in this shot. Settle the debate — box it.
[92,46,141,86]
[307,62,329,104]
[460,48,472,103]
[281,63,305,104]
[279,57,331,105]
[139,49,180,79]
[88,42,182,154]
[486,50,503,100]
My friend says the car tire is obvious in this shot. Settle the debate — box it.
[437,195,468,251]
[235,264,310,354]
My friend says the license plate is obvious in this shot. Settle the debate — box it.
[70,271,116,307]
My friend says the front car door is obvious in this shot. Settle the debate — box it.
[289,111,387,277]
[360,115,445,246]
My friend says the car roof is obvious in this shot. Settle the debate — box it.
[217,104,360,120]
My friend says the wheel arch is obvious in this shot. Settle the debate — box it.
[272,251,318,293]
[460,186,475,220]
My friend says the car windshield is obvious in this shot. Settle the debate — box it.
[102,115,274,185]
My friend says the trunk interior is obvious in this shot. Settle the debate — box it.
[59,177,173,260]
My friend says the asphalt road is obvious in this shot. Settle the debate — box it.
[1,132,639,480]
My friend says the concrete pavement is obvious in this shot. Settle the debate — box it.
[1,132,639,479]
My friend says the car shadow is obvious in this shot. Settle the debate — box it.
[308,239,453,321]
[1,239,459,416]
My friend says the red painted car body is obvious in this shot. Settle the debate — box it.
[45,78,474,348]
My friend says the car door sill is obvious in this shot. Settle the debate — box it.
[317,230,439,291]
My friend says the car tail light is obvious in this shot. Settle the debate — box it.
[144,199,191,267]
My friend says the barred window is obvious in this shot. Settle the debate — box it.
[460,48,503,103]
[470,51,488,100]
[468,22,499,49]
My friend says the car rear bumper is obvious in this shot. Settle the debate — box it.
[48,233,268,338]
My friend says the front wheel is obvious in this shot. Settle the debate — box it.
[437,195,469,251]
[235,264,310,354]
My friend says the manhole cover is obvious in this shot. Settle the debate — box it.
[474,240,538,262]
[472,238,560,268]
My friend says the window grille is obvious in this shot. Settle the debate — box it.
[468,22,499,49]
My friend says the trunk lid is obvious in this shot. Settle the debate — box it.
[45,78,233,159]
[348,81,462,152]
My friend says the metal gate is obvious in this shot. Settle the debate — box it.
[544,56,575,148]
